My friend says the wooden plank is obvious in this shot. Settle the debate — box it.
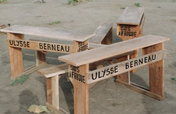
[88,43,106,49]
[7,33,24,79]
[89,23,113,44]
[59,35,170,66]
[38,64,69,78]
[51,75,59,109]
[71,64,89,114]
[35,51,46,66]
[1,25,95,42]
[7,39,74,53]
[46,102,70,114]
[117,7,145,25]
[86,50,166,84]
[116,80,163,100]
[143,43,165,99]
[11,63,47,80]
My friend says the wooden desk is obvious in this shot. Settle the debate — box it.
[59,35,169,114]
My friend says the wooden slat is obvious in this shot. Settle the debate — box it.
[38,64,68,78]
[116,80,163,100]
[46,102,70,114]
[88,43,106,49]
[86,50,165,84]
[35,51,46,66]
[89,23,113,44]
[117,7,145,25]
[1,25,95,42]
[59,35,170,66]
[7,39,74,53]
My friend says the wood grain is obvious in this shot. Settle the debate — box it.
[1,25,95,42]
[59,35,170,66]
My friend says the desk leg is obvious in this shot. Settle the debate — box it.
[7,33,24,79]
[142,43,164,99]
[116,56,129,83]
[35,51,46,66]
[73,64,89,114]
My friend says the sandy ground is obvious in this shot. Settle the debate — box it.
[0,0,176,114]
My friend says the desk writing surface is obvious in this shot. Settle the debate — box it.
[59,35,170,66]
[1,25,95,42]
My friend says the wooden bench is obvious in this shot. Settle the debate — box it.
[59,35,169,114]
[117,7,146,72]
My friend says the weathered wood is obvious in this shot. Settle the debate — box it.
[1,25,95,42]
[86,50,165,84]
[46,102,70,114]
[71,64,89,114]
[59,35,169,66]
[88,43,105,49]
[7,39,74,53]
[35,51,46,66]
[143,43,165,99]
[117,7,145,25]
[89,23,113,44]
[38,64,68,78]
[11,63,47,80]
[116,80,163,100]
[47,78,52,104]
[52,75,59,109]
[116,56,129,83]
[7,33,24,79]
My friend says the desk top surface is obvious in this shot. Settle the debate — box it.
[59,35,170,66]
[0,25,95,42]
[117,7,145,25]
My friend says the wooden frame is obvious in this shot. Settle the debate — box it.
[59,35,169,114]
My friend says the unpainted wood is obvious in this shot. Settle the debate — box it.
[52,75,59,109]
[89,23,113,44]
[116,80,163,100]
[59,35,170,66]
[47,78,52,104]
[116,56,129,83]
[1,25,95,42]
[7,39,74,53]
[35,51,46,66]
[73,64,89,114]
[142,43,165,99]
[46,102,70,114]
[7,33,24,79]
[86,50,165,84]
[38,64,68,78]
[117,7,145,25]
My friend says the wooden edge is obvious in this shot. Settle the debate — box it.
[88,43,106,49]
[45,102,70,114]
[116,80,164,100]
[140,14,146,29]
[11,63,47,80]
[130,82,149,91]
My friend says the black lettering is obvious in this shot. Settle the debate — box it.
[106,68,110,76]
[57,45,60,51]
[126,63,129,69]
[44,43,47,50]
[47,44,51,50]
[134,60,138,66]
[152,55,156,60]
[110,67,114,74]
[65,46,70,52]
[9,40,13,45]
[27,42,30,48]
[61,45,64,52]
[139,58,143,65]
[52,44,56,51]
[144,57,148,63]
[114,65,118,73]
[39,43,43,49]
[130,61,133,68]
[92,73,97,80]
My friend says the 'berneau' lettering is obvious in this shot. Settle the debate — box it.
[91,65,118,80]
[39,43,70,52]
[125,54,156,69]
